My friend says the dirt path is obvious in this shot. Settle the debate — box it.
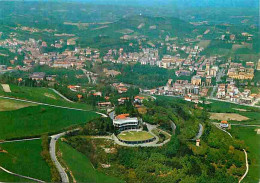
[239,149,249,183]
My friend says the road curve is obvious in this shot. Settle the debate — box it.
[50,132,69,183]
[194,123,203,140]
[0,166,45,183]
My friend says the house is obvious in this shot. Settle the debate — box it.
[118,97,129,105]
[134,96,145,104]
[113,114,140,131]
[29,72,46,81]
[98,102,112,108]
[220,120,229,128]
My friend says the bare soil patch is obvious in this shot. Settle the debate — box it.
[210,112,249,121]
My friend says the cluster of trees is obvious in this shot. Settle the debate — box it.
[80,117,115,135]
[40,135,61,182]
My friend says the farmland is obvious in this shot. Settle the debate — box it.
[0,98,36,111]
[0,85,92,110]
[0,104,99,140]
[0,139,51,181]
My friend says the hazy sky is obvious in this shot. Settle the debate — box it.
[63,0,258,8]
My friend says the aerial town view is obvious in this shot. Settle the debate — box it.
[0,0,259,182]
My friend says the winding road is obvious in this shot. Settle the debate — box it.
[50,132,69,183]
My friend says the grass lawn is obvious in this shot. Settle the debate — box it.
[0,105,99,140]
[58,141,122,183]
[0,139,51,182]
[0,170,30,182]
[118,131,154,141]
[0,98,36,111]
[0,85,92,110]
[230,126,260,183]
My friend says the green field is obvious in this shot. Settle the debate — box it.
[0,104,99,140]
[58,141,122,183]
[231,126,260,183]
[0,170,30,182]
[0,140,51,182]
[117,131,154,141]
[0,85,92,110]
[0,98,36,111]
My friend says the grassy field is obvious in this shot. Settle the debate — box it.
[0,85,92,110]
[0,170,30,182]
[117,131,154,141]
[0,98,36,111]
[230,126,260,183]
[0,105,99,140]
[0,139,51,182]
[58,141,122,183]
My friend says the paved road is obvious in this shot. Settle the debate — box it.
[194,123,203,140]
[0,96,107,117]
[208,97,260,109]
[231,124,260,127]
[49,88,74,103]
[50,132,69,183]
[81,68,92,84]
[0,137,40,144]
[0,166,45,183]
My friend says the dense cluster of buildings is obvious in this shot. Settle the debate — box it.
[227,62,254,80]
[216,83,259,104]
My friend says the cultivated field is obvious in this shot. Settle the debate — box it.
[210,112,249,121]
[0,85,92,110]
[58,141,122,183]
[0,139,51,182]
[0,98,36,111]
[118,131,154,141]
[0,105,99,140]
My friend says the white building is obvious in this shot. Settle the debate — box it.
[113,114,140,131]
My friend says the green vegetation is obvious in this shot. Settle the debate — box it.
[230,126,260,183]
[151,128,171,143]
[58,140,122,183]
[98,63,183,89]
[117,131,154,141]
[0,139,51,181]
[62,97,247,182]
[0,105,99,140]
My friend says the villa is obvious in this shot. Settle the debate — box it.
[113,114,140,131]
